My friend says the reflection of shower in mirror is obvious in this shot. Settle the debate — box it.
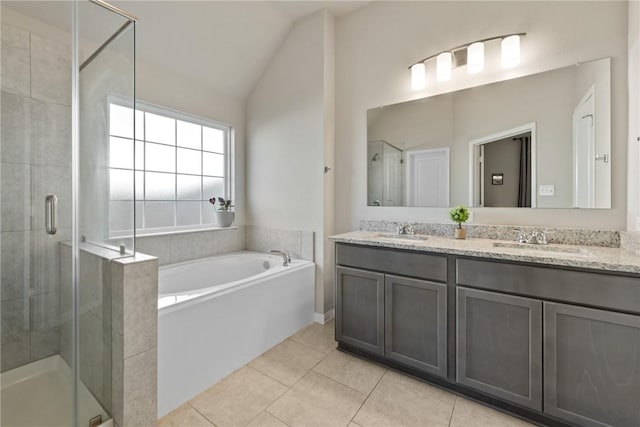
[372,153,380,161]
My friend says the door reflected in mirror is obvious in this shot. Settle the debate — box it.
[366,57,611,209]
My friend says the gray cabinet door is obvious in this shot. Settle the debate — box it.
[336,266,385,355]
[456,287,542,411]
[544,302,640,427]
[385,275,447,377]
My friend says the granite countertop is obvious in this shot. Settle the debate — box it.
[330,230,640,274]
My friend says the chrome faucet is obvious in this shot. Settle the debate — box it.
[513,229,549,245]
[268,250,291,266]
[396,223,415,236]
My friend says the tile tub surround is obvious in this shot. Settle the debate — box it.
[331,230,640,274]
[245,225,315,261]
[159,321,533,427]
[359,220,621,248]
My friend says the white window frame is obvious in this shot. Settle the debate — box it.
[108,95,234,237]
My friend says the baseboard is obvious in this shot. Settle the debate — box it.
[313,309,335,324]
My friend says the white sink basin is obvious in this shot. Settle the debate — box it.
[492,242,591,256]
[375,233,429,242]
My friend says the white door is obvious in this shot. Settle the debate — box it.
[573,88,596,208]
[405,147,450,207]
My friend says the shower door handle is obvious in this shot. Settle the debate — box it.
[45,195,57,235]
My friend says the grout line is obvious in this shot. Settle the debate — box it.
[187,403,217,427]
[448,396,458,427]
[348,366,386,425]
[263,409,291,427]
[246,363,294,389]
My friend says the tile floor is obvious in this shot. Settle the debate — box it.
[159,320,535,427]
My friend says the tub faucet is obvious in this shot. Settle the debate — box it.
[268,250,291,266]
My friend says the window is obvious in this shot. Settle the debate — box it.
[108,99,232,235]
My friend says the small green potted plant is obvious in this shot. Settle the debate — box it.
[209,197,234,227]
[449,205,470,239]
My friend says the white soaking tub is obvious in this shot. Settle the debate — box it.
[157,251,315,417]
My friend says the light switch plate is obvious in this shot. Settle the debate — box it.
[539,184,555,196]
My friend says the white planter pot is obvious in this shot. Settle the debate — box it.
[215,211,235,227]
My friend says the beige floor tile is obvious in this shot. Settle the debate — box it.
[158,404,215,427]
[249,339,326,386]
[353,371,455,427]
[450,398,536,427]
[313,350,386,395]
[348,423,362,427]
[247,411,288,427]
[267,370,367,427]
[190,366,288,427]
[289,320,337,354]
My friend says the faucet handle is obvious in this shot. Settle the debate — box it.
[513,229,528,243]
[404,224,415,235]
[532,229,551,245]
[396,224,405,235]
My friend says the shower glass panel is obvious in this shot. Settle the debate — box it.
[1,1,76,425]
[1,0,136,426]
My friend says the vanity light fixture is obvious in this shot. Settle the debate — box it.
[409,32,526,89]
[436,52,453,81]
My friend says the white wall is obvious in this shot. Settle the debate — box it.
[246,10,334,315]
[335,1,628,232]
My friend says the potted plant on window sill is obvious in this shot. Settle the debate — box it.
[449,205,470,239]
[209,197,234,227]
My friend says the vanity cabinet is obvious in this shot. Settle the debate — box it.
[456,287,543,411]
[335,243,448,375]
[544,302,640,427]
[335,266,385,355]
[385,275,447,377]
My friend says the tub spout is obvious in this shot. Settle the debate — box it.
[268,250,291,266]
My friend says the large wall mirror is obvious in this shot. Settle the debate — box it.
[367,57,611,209]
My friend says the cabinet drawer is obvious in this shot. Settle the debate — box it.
[336,243,447,282]
[456,258,640,314]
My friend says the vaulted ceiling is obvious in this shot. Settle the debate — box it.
[4,1,366,100]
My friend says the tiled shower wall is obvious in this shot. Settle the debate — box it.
[1,25,72,371]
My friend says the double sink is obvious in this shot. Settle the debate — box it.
[373,233,592,257]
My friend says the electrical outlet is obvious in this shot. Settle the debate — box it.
[539,184,555,196]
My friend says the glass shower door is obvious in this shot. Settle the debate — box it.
[0,0,136,425]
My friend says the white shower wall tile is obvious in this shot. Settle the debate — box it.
[30,164,72,231]
[1,91,32,164]
[1,230,30,301]
[30,33,71,106]
[30,99,72,167]
[1,26,30,97]
[1,298,31,371]
[170,231,215,263]
[1,162,31,232]
[245,225,270,253]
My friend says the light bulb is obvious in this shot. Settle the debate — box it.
[467,42,484,74]
[410,62,426,90]
[501,35,520,68]
[436,52,452,82]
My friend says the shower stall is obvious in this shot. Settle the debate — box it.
[1,0,137,425]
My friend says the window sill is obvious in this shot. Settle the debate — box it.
[109,225,240,242]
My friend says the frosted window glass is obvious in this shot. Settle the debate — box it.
[145,112,175,145]
[203,152,224,177]
[203,176,224,199]
[177,201,201,226]
[177,121,201,149]
[146,142,175,173]
[135,171,144,199]
[110,169,133,200]
[144,201,175,228]
[177,174,201,200]
[110,201,134,231]
[203,127,225,153]
[110,137,133,169]
[135,140,144,170]
[202,201,217,224]
[145,172,175,200]
[177,148,201,175]
[135,109,144,140]
[110,104,133,138]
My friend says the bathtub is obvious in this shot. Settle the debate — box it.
[157,251,315,417]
